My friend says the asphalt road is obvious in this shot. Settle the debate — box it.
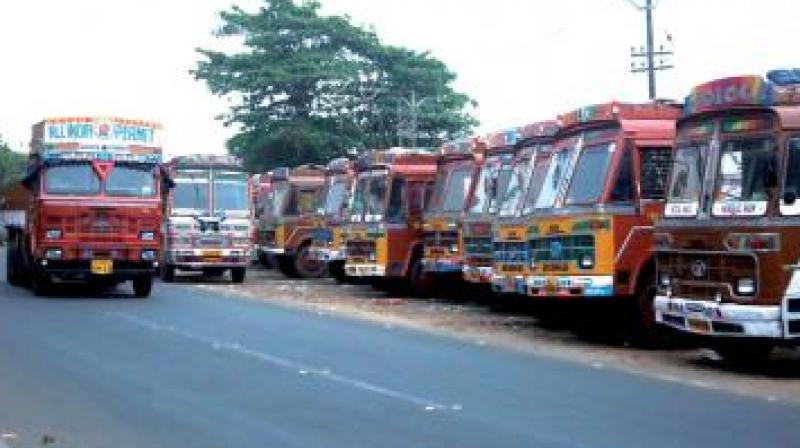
[0,252,798,447]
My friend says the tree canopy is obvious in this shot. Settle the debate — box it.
[0,136,26,189]
[193,0,477,172]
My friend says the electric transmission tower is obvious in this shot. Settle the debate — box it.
[628,0,673,99]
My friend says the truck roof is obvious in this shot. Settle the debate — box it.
[169,154,243,170]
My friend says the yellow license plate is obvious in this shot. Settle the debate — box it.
[91,259,113,275]
[687,318,711,334]
[203,249,222,257]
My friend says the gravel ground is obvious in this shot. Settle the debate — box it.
[187,265,800,405]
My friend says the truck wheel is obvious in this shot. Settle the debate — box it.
[231,267,246,283]
[6,244,21,286]
[132,275,153,298]
[628,270,666,347]
[712,340,774,365]
[329,261,348,284]
[408,257,434,297]
[259,252,274,269]
[31,272,50,297]
[161,264,176,283]
[293,242,326,278]
[277,255,298,278]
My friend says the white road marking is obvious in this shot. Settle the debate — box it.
[106,312,458,412]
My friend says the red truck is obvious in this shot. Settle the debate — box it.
[5,117,165,297]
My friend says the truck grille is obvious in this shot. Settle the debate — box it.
[657,251,757,299]
[464,236,492,255]
[346,240,376,259]
[530,235,594,263]
[259,229,276,247]
[493,241,529,263]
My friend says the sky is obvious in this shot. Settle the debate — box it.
[1,0,798,157]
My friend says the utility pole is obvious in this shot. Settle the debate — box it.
[396,90,433,148]
[629,0,673,99]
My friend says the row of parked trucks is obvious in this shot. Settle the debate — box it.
[253,69,800,362]
[3,117,253,297]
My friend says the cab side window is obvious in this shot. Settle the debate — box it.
[386,177,406,224]
[609,146,634,203]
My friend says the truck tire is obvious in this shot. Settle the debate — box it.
[628,269,666,347]
[161,264,176,283]
[231,267,246,283]
[133,275,153,298]
[408,257,434,298]
[329,260,348,284]
[31,272,50,297]
[293,242,326,278]
[259,252,274,269]
[6,242,21,287]
[277,255,298,278]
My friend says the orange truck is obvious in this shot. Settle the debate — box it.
[161,154,253,283]
[654,70,800,361]
[5,117,165,297]
[309,158,355,282]
[421,138,486,281]
[523,102,679,334]
[491,121,559,294]
[461,130,519,286]
[258,165,327,278]
[344,148,438,294]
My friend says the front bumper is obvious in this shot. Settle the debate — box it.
[423,258,462,273]
[345,263,386,277]
[526,275,614,297]
[462,265,493,283]
[260,245,285,255]
[654,295,789,338]
[38,259,156,281]
[491,274,526,294]
[166,248,250,269]
[310,247,345,262]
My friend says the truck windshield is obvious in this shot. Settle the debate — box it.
[535,144,576,209]
[213,171,249,213]
[173,170,210,215]
[349,171,388,222]
[665,143,706,216]
[105,165,156,197]
[498,152,534,217]
[522,158,551,215]
[269,182,290,217]
[712,137,776,217]
[322,179,348,216]
[468,155,511,216]
[44,163,101,195]
[441,166,472,212]
[565,142,614,204]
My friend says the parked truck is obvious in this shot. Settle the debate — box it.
[491,121,559,294]
[421,138,486,283]
[258,165,327,278]
[523,102,679,335]
[161,154,252,283]
[5,117,165,297]
[461,129,519,285]
[344,148,438,295]
[654,70,800,361]
[309,158,355,282]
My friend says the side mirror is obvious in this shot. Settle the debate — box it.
[783,190,797,205]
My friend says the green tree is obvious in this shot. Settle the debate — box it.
[0,136,27,189]
[193,0,477,172]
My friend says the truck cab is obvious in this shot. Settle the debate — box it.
[260,165,327,278]
[422,138,485,280]
[523,102,678,332]
[491,121,558,294]
[344,148,437,294]
[461,130,518,285]
[161,154,252,283]
[654,71,800,361]
[310,158,355,282]
[5,117,165,297]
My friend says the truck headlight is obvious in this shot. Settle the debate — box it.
[450,243,459,254]
[579,254,594,269]
[736,277,756,296]
[45,248,63,260]
[140,231,156,241]
[659,273,671,287]
[141,249,157,261]
[46,229,62,239]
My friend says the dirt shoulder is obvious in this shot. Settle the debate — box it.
[190,265,800,405]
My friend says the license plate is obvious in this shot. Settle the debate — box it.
[687,318,711,334]
[91,259,113,275]
[203,249,222,257]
